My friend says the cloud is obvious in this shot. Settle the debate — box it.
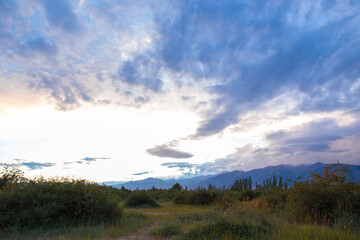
[161,162,195,169]
[114,56,163,93]
[1,0,359,117]
[62,157,111,166]
[161,162,200,177]
[201,119,360,174]
[20,37,58,57]
[20,161,56,170]
[152,0,360,137]
[80,157,110,162]
[160,118,360,175]
[1,0,360,168]
[265,119,357,153]
[40,0,84,35]
[133,171,151,176]
[0,159,56,170]
[147,145,193,159]
[28,76,93,111]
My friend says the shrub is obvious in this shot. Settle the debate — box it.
[0,179,122,230]
[187,190,213,205]
[124,191,160,208]
[238,189,259,201]
[150,223,181,238]
[173,192,188,204]
[182,218,268,240]
[0,165,26,189]
[177,211,218,223]
[170,183,183,191]
[287,163,360,224]
[287,181,360,224]
[259,190,288,209]
[186,190,223,205]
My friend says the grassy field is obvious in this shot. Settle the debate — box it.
[1,164,359,239]
[4,201,357,240]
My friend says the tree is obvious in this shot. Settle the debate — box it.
[272,176,277,189]
[310,162,352,185]
[278,176,283,189]
[0,165,25,189]
[287,162,359,224]
[171,183,182,191]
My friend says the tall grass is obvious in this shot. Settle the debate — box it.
[0,177,122,233]
[124,191,160,208]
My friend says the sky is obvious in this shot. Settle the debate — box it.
[0,0,359,182]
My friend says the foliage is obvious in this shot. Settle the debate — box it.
[287,162,360,224]
[231,177,252,191]
[310,162,353,184]
[256,175,288,190]
[177,211,219,223]
[186,190,221,205]
[258,189,288,209]
[238,189,260,201]
[1,163,360,239]
[0,165,26,189]
[0,177,122,231]
[150,223,181,238]
[173,191,188,204]
[124,191,160,208]
[181,218,268,240]
[171,182,183,191]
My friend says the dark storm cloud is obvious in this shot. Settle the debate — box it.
[147,145,193,159]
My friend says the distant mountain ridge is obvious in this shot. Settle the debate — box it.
[111,162,360,190]
[113,175,213,190]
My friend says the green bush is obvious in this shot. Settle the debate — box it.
[0,165,26,189]
[287,181,360,224]
[238,189,259,201]
[177,211,218,223]
[173,191,188,204]
[0,179,122,230]
[259,190,288,209]
[124,191,160,208]
[182,218,268,240]
[186,190,222,205]
[287,163,360,224]
[150,223,181,238]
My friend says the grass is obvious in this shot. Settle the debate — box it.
[0,211,149,240]
[1,164,359,239]
[273,222,360,240]
[2,200,359,240]
[124,191,160,208]
[150,223,182,238]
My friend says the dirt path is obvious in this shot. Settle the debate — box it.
[116,221,158,240]
[116,212,164,240]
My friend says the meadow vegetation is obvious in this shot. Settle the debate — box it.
[0,162,359,239]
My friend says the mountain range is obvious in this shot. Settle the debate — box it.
[110,162,360,190]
